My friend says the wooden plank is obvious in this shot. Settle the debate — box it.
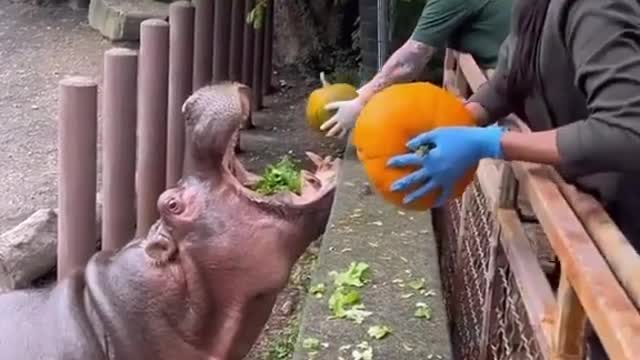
[457,53,488,92]
[552,272,586,360]
[550,174,640,310]
[498,209,555,358]
[505,115,640,310]
[511,160,640,359]
[443,49,458,94]
[456,51,640,358]
[498,163,518,209]
[475,159,501,211]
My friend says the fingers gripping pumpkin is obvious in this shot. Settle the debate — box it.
[305,72,358,130]
[352,82,477,211]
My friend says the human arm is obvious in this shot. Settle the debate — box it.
[321,0,474,137]
[319,40,435,137]
[358,0,476,102]
[384,32,564,204]
[464,34,516,126]
[494,0,640,172]
[388,0,640,205]
[356,40,435,104]
[551,0,640,175]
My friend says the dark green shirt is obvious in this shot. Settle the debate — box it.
[410,0,512,68]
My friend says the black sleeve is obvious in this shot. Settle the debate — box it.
[556,0,640,174]
[467,34,515,124]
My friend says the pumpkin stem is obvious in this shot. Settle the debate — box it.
[319,71,330,87]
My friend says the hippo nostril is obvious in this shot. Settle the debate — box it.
[163,196,185,216]
[168,199,181,213]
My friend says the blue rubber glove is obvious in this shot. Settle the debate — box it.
[387,125,506,207]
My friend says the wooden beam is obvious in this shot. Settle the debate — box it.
[511,160,640,359]
[552,272,586,359]
[475,159,501,211]
[497,209,555,358]
[455,50,640,359]
[506,115,640,310]
[457,53,488,92]
[552,176,640,309]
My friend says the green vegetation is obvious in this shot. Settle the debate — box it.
[266,318,300,360]
[260,248,319,360]
[254,156,303,195]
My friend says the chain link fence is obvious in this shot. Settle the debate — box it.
[433,179,546,360]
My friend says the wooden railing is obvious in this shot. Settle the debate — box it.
[435,49,640,359]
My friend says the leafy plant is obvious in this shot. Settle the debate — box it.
[266,318,300,360]
[255,156,302,195]
[246,0,268,29]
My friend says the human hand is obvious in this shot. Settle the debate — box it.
[387,125,506,207]
[319,97,365,138]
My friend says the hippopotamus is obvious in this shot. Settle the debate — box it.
[0,82,338,360]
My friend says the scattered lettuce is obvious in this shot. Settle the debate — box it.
[414,302,433,319]
[328,287,362,318]
[255,156,302,195]
[368,325,392,340]
[329,262,371,288]
[309,283,326,298]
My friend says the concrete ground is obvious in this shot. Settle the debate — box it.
[292,143,453,360]
[0,1,113,233]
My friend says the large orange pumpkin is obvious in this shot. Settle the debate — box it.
[352,82,477,211]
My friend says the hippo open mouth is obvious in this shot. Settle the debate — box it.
[182,81,340,211]
[0,82,340,360]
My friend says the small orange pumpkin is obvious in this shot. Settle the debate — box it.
[352,82,477,211]
[306,72,358,131]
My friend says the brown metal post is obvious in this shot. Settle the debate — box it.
[251,8,265,111]
[261,0,274,95]
[57,76,98,280]
[213,0,232,81]
[229,0,245,81]
[241,0,255,86]
[136,19,169,238]
[167,1,195,187]
[192,0,214,91]
[102,48,138,252]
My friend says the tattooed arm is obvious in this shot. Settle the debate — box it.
[320,40,435,137]
[357,40,436,102]
[320,0,474,137]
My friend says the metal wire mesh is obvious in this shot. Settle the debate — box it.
[433,179,545,360]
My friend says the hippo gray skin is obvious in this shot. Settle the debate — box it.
[0,82,339,360]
